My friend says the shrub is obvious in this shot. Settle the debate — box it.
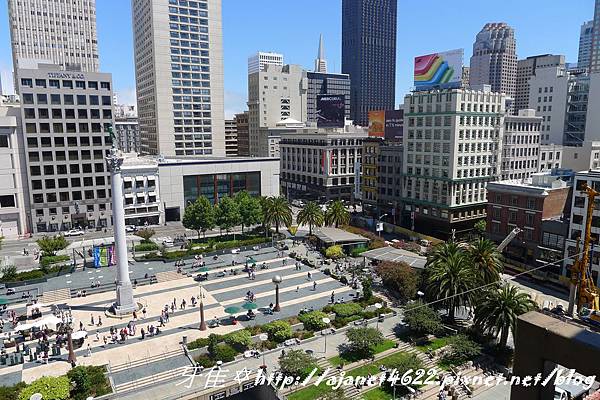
[332,314,362,328]
[246,325,263,336]
[279,349,318,381]
[293,330,315,340]
[332,302,363,318]
[325,245,344,259]
[211,343,238,363]
[67,365,111,400]
[442,335,482,366]
[1,269,45,283]
[40,255,70,268]
[403,300,443,337]
[0,382,26,400]
[0,265,17,282]
[375,261,419,303]
[345,327,384,358]
[298,311,330,331]
[36,235,69,256]
[262,320,293,343]
[188,337,211,350]
[223,330,252,352]
[351,246,368,257]
[135,228,156,243]
[194,353,216,368]
[134,242,159,252]
[18,376,70,400]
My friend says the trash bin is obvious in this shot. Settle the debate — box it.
[182,336,187,346]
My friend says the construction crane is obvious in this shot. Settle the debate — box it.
[567,183,600,321]
[497,227,522,252]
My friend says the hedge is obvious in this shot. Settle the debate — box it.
[331,302,363,318]
[40,255,70,267]
[134,242,159,252]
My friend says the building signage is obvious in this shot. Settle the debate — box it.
[413,48,463,91]
[47,72,85,79]
[369,110,403,138]
[316,94,345,128]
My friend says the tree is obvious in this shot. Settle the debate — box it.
[18,376,70,400]
[382,353,424,395]
[474,284,536,348]
[375,261,418,303]
[473,220,487,237]
[298,310,330,331]
[36,235,69,256]
[425,242,477,323]
[223,330,252,351]
[441,335,482,366]
[279,349,318,380]
[325,200,350,228]
[345,327,384,358]
[235,191,263,233]
[182,196,215,238]
[67,365,111,400]
[215,196,241,236]
[262,196,292,234]
[469,238,504,285]
[403,300,443,336]
[263,320,293,343]
[361,277,373,301]
[135,228,155,243]
[325,245,344,259]
[297,201,324,235]
[0,265,17,282]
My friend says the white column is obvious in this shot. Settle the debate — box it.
[107,148,136,315]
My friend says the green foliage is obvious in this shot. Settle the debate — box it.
[223,330,253,352]
[441,334,482,367]
[319,389,349,400]
[0,382,26,400]
[351,246,368,257]
[382,353,424,391]
[325,245,344,259]
[332,314,363,328]
[342,225,385,249]
[194,353,217,368]
[235,191,263,232]
[468,238,503,285]
[473,219,487,236]
[215,196,241,233]
[298,311,330,331]
[134,242,159,252]
[325,200,350,227]
[262,196,292,234]
[18,376,70,400]
[361,278,373,302]
[262,320,293,343]
[279,349,318,381]
[296,201,324,235]
[36,235,69,256]
[345,327,384,358]
[332,302,363,318]
[182,196,216,237]
[211,343,237,362]
[67,365,111,400]
[0,265,17,282]
[207,333,223,356]
[40,255,70,268]
[375,261,418,303]
[187,337,211,350]
[403,300,444,336]
[135,228,155,243]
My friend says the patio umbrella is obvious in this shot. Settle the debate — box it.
[241,302,258,310]
[224,306,242,315]
[0,298,8,305]
[197,266,210,273]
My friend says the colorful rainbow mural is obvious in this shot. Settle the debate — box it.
[413,49,463,90]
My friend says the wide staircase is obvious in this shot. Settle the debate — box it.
[39,288,71,304]
[155,270,188,283]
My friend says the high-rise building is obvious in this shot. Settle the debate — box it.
[579,20,594,70]
[17,63,115,233]
[500,109,542,181]
[235,111,249,156]
[515,54,565,112]
[469,23,517,97]
[8,0,99,80]
[590,0,600,73]
[247,64,307,156]
[115,118,141,154]
[225,119,238,156]
[528,66,569,145]
[402,87,506,238]
[461,67,470,89]
[342,0,397,126]
[314,34,327,73]
[248,52,283,75]
[132,0,225,157]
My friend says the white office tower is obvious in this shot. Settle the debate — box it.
[132,0,225,157]
[248,52,284,75]
[8,0,100,79]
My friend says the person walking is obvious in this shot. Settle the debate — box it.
[307,272,312,281]
[313,281,317,291]
[86,344,92,357]
[141,328,145,340]
[95,331,100,342]
[90,315,95,326]
[97,315,102,327]
[331,291,335,303]
[103,336,108,346]
[142,307,147,319]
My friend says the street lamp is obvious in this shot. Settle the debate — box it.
[199,285,207,331]
[322,317,331,353]
[377,214,388,237]
[258,333,268,368]
[272,275,283,312]
[374,302,383,331]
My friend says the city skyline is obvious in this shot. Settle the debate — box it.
[0,0,595,118]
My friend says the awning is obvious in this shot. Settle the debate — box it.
[135,176,144,181]
[123,177,133,182]
[146,175,156,180]
[124,193,134,198]
[148,192,157,197]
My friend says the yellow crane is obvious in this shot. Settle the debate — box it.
[567,183,600,320]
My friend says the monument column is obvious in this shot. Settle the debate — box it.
[106,141,137,315]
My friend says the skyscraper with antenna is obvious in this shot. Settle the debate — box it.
[314,34,328,73]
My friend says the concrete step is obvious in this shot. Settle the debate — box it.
[113,366,188,393]
[155,270,187,283]
[110,348,185,373]
[39,288,71,304]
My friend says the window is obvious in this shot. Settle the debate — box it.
[75,80,86,89]
[36,94,47,104]
[77,95,87,105]
[0,195,15,208]
[0,136,8,148]
[101,82,111,90]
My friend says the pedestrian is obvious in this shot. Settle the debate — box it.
[142,307,147,319]
[307,272,312,280]
[182,299,187,309]
[90,315,95,326]
[296,286,299,292]
[331,291,335,303]
[103,336,107,346]
[313,281,317,291]
[95,331,100,342]
[87,344,92,357]
[165,311,170,322]
[133,310,137,320]
[141,328,145,340]
[79,321,84,331]
[159,315,164,327]
[97,315,102,327]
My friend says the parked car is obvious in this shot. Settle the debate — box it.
[125,225,138,233]
[231,248,241,254]
[162,237,174,247]
[64,229,85,237]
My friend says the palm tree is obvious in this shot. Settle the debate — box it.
[425,242,478,323]
[262,196,292,234]
[296,201,324,235]
[325,200,350,227]
[468,238,504,285]
[474,284,536,348]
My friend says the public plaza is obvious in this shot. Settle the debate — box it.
[0,242,351,392]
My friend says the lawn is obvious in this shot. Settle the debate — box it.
[287,383,332,400]
[328,339,396,367]
[362,387,394,400]
[415,336,452,353]
[345,351,414,378]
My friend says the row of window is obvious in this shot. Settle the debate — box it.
[33,189,107,204]
[20,78,110,91]
[24,107,111,120]
[30,163,106,177]
[25,120,112,134]
[27,135,110,148]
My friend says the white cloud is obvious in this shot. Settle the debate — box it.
[114,87,137,105]
[224,89,247,119]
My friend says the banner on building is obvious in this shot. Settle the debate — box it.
[316,95,345,128]
[369,110,403,138]
[413,49,463,91]
[368,111,385,137]
[93,245,116,268]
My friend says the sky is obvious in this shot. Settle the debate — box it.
[0,0,595,118]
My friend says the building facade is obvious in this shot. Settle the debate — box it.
[538,144,563,172]
[487,171,571,279]
[158,157,280,222]
[248,52,283,75]
[515,54,565,113]
[224,118,238,156]
[280,126,367,201]
[115,117,140,153]
[342,0,396,126]
[120,154,161,226]
[132,0,225,157]
[235,111,249,156]
[17,63,115,233]
[469,23,517,98]
[247,64,307,156]
[500,109,542,180]
[402,88,506,238]
[562,141,600,171]
[0,98,29,238]
[590,0,600,73]
[306,72,350,125]
[579,20,594,70]
[8,0,100,81]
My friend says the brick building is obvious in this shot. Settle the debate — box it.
[486,171,572,279]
